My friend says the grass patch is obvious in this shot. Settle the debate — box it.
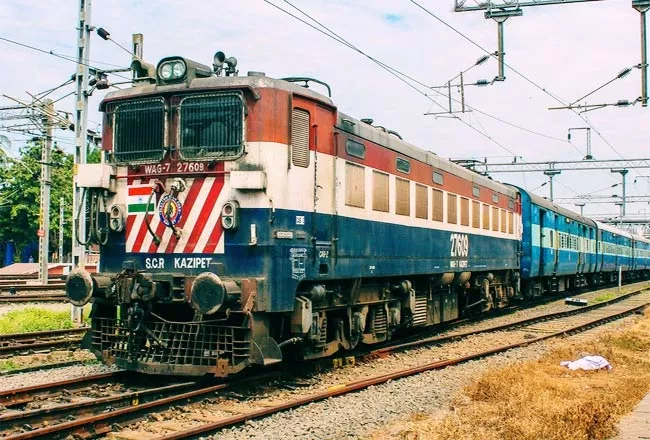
[593,292,617,303]
[0,359,21,371]
[368,309,650,440]
[0,308,74,334]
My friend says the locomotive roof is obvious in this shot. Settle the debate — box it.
[337,111,517,197]
[101,73,515,197]
[100,73,335,109]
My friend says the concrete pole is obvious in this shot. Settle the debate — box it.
[59,197,64,264]
[73,0,91,269]
[544,169,561,202]
[38,100,53,284]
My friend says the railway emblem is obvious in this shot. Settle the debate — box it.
[158,194,183,226]
[289,247,307,281]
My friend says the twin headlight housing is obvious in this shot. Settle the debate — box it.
[158,59,187,81]
[156,57,213,85]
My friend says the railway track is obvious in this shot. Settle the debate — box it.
[0,283,66,304]
[0,294,66,303]
[0,328,86,358]
[151,289,650,440]
[0,286,648,439]
[0,283,65,294]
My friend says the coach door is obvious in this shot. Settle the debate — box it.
[578,225,586,273]
[538,208,547,276]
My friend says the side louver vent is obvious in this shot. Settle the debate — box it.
[291,108,310,168]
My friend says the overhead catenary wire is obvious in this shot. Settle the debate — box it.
[269,0,568,146]
[408,0,632,164]
[570,64,639,105]
[264,0,581,196]
[0,35,133,82]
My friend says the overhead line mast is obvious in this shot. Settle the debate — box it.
[74,0,92,270]
[453,0,605,82]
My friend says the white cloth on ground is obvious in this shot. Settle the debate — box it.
[560,355,612,371]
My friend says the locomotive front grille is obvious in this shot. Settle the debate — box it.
[110,98,166,163]
[91,318,250,373]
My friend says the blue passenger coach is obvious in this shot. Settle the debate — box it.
[516,187,597,296]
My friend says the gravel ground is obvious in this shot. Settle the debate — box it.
[116,299,641,440]
[0,302,70,317]
[0,360,118,392]
[1,282,643,438]
[208,317,636,440]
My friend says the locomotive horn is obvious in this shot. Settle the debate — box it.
[213,51,226,68]
[225,56,237,69]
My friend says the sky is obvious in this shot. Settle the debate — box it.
[1,0,649,221]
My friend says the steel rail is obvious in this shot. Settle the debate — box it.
[153,296,650,440]
[0,381,200,434]
[0,371,287,440]
[0,294,66,303]
[0,328,87,357]
[369,286,650,357]
[0,283,65,292]
[0,370,125,407]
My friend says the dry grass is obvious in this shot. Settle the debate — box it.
[368,309,650,440]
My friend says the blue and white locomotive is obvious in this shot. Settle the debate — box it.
[65,53,650,376]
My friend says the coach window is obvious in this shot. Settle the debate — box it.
[508,199,515,210]
[396,158,411,174]
[415,184,428,219]
[372,171,389,212]
[500,209,507,233]
[472,200,480,228]
[396,178,410,216]
[432,189,444,221]
[508,211,514,234]
[472,186,480,198]
[492,206,499,231]
[460,197,470,226]
[291,108,310,168]
[345,162,365,208]
[482,204,490,230]
[492,194,499,204]
[447,193,458,224]
[433,172,444,185]
[346,139,366,159]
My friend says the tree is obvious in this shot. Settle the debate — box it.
[0,139,73,262]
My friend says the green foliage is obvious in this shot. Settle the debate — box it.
[593,292,617,304]
[0,359,20,371]
[87,145,102,164]
[0,307,74,334]
[0,139,73,261]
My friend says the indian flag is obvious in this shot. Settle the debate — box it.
[128,185,155,214]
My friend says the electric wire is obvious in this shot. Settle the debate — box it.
[570,64,639,105]
[0,35,133,82]
[271,0,566,147]
[265,0,581,196]
[408,0,631,163]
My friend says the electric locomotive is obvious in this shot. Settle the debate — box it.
[66,51,530,376]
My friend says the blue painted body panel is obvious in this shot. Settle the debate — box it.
[102,208,519,312]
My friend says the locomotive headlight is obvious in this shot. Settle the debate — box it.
[221,201,239,230]
[108,204,125,232]
[158,59,187,81]
[159,63,173,80]
[172,61,186,78]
